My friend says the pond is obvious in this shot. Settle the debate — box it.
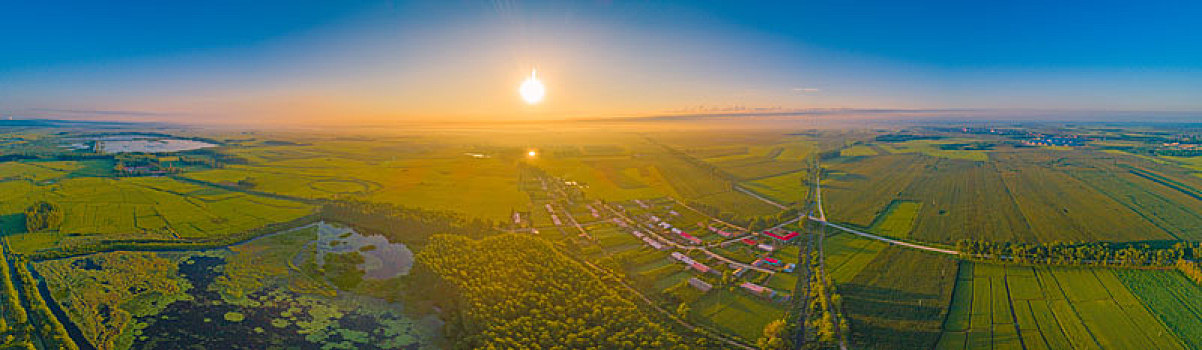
[33,222,440,350]
[64,134,218,153]
[310,223,414,280]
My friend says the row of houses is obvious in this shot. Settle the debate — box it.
[670,252,716,274]
[544,203,562,226]
[707,225,736,238]
[740,282,775,297]
[631,230,667,250]
[654,219,703,245]
[634,199,650,209]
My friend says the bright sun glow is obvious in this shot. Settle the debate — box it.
[527,150,537,157]
[520,69,545,104]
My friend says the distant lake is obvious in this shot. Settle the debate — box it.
[97,138,216,153]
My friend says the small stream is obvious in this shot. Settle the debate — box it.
[26,263,96,350]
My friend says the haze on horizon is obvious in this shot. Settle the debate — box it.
[2,0,1201,125]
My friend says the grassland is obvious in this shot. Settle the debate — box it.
[741,171,809,206]
[1113,269,1202,350]
[937,263,1189,350]
[876,139,990,162]
[824,231,887,283]
[866,200,921,239]
[822,147,1202,244]
[822,154,933,227]
[183,155,528,219]
[0,173,315,254]
[840,145,879,157]
[993,151,1170,242]
[842,246,957,350]
[690,288,787,341]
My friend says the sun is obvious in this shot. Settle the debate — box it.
[519,69,545,104]
[527,150,537,157]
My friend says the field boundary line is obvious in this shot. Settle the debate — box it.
[1002,275,1029,350]
[1045,269,1104,349]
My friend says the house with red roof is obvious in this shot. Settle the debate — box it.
[764,230,799,241]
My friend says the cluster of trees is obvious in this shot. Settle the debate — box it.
[112,154,185,176]
[415,234,697,349]
[0,246,79,350]
[180,148,248,166]
[956,239,1202,266]
[1152,149,1202,157]
[23,202,62,233]
[755,319,790,350]
[1178,260,1202,285]
[318,201,495,246]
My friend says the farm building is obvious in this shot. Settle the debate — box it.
[642,237,666,250]
[671,252,696,265]
[741,238,757,245]
[688,277,713,292]
[690,262,712,274]
[764,230,799,241]
[678,231,702,244]
[756,244,775,252]
[740,282,773,296]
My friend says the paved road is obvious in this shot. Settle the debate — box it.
[743,168,959,256]
[734,185,789,210]
[818,220,959,255]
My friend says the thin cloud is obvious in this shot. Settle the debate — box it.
[792,87,820,93]
[28,108,177,117]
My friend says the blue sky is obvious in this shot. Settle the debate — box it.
[2,0,1200,123]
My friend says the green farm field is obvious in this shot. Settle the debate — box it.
[866,200,921,239]
[841,246,958,350]
[0,170,315,254]
[937,263,1191,350]
[822,147,1202,244]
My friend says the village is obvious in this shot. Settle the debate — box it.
[510,167,809,339]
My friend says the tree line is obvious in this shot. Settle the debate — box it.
[956,239,1202,267]
[317,200,496,247]
[0,245,79,350]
